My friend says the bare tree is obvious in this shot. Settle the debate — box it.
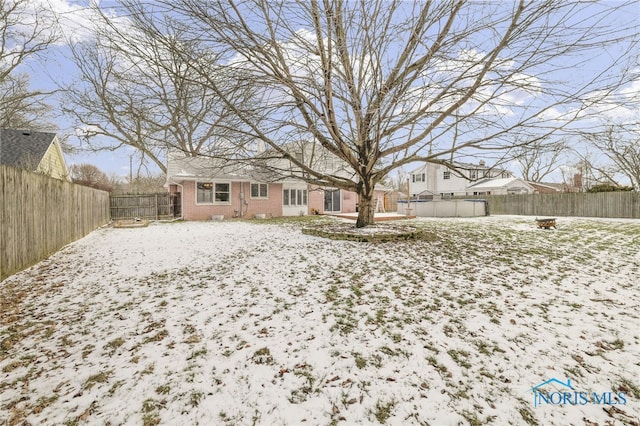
[511,138,568,182]
[0,0,57,129]
[70,163,113,191]
[62,9,257,173]
[581,124,640,190]
[81,0,638,227]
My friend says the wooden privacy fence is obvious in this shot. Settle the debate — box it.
[1,165,110,280]
[466,192,640,218]
[110,193,180,220]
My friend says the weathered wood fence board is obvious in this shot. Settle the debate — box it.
[109,193,180,220]
[461,192,640,218]
[1,165,110,281]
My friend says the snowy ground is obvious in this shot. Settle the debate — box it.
[1,215,639,425]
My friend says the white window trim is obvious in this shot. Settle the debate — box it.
[195,181,232,205]
[283,188,308,206]
[250,182,269,199]
[443,170,451,180]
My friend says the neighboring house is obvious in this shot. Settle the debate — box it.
[529,181,583,193]
[165,148,391,220]
[0,129,70,181]
[528,182,562,194]
[409,160,513,198]
[466,177,535,195]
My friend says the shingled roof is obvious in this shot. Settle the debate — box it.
[0,129,58,170]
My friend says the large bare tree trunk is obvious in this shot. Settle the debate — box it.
[356,184,375,228]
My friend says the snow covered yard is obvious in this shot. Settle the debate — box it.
[1,215,638,425]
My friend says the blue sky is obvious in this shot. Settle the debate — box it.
[14,0,640,183]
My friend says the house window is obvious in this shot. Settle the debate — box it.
[250,183,268,198]
[215,183,230,202]
[470,170,477,180]
[443,170,451,180]
[198,181,231,204]
[197,182,214,203]
[413,173,425,182]
[283,189,308,206]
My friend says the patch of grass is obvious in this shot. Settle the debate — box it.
[331,310,358,335]
[442,324,455,337]
[183,333,201,344]
[427,356,450,377]
[379,346,397,357]
[108,379,126,397]
[143,329,169,344]
[190,391,204,407]
[140,363,155,375]
[518,406,538,426]
[325,285,339,302]
[372,399,396,424]
[611,338,624,350]
[60,334,75,347]
[0,332,22,353]
[353,352,367,369]
[141,398,166,426]
[289,365,317,404]
[32,394,59,414]
[618,378,640,399]
[251,347,274,365]
[2,360,23,372]
[156,384,171,395]
[447,349,472,369]
[187,347,207,360]
[142,414,161,426]
[84,370,113,390]
[142,398,166,413]
[461,409,483,426]
[105,337,125,354]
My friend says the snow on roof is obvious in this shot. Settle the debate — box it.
[408,160,508,175]
[467,177,522,189]
[166,152,268,182]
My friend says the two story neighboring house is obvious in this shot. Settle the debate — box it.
[409,160,516,198]
[165,143,391,220]
[0,129,70,181]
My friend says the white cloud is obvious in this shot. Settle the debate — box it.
[573,76,640,125]
[14,0,131,45]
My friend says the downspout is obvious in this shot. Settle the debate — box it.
[239,181,248,217]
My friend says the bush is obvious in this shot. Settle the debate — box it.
[587,184,634,193]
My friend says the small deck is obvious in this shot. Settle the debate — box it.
[331,212,416,222]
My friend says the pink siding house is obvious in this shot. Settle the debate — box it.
[165,151,390,221]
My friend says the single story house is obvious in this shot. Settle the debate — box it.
[465,177,535,195]
[0,129,70,181]
[165,151,391,220]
